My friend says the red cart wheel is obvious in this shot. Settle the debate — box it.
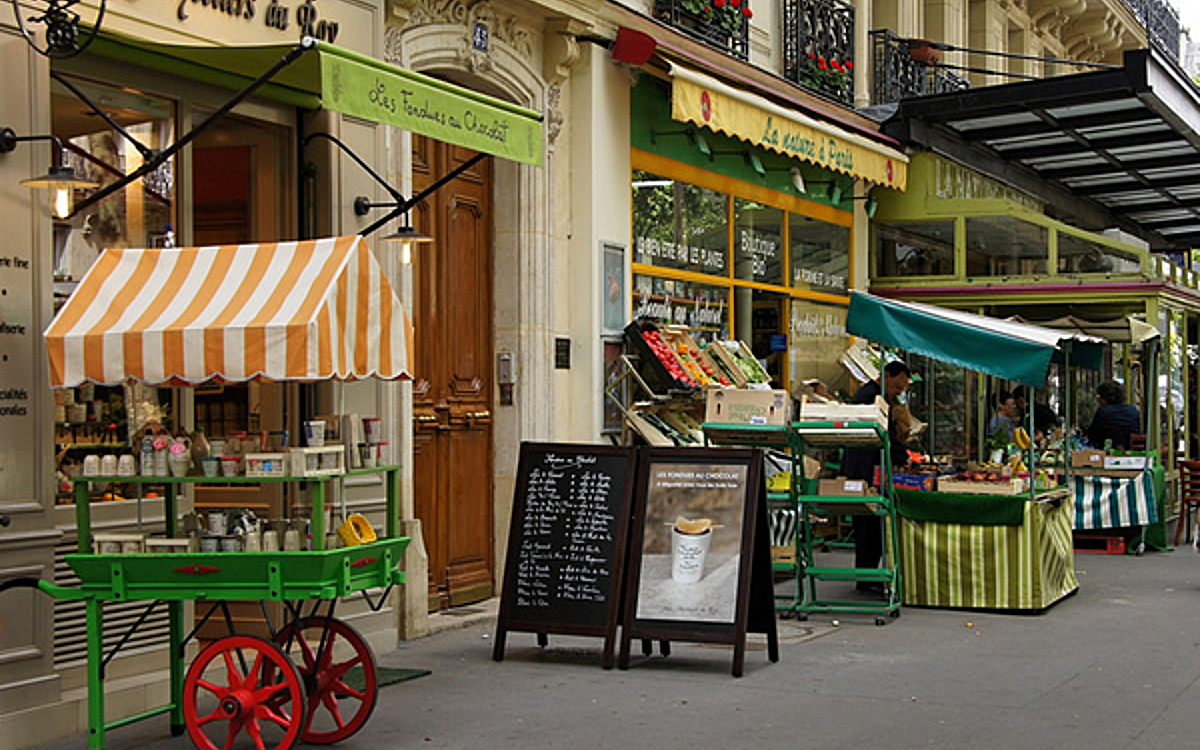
[275,616,378,744]
[183,635,306,750]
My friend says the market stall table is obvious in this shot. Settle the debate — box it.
[894,487,1077,611]
[846,292,1104,612]
[1073,464,1166,554]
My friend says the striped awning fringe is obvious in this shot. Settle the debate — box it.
[45,235,413,387]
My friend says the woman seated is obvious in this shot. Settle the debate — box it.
[1087,380,1141,450]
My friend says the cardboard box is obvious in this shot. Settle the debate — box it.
[705,388,791,426]
[818,477,869,496]
[1071,449,1105,468]
[892,472,937,491]
[1104,455,1149,471]
[937,477,1029,495]
[797,396,888,431]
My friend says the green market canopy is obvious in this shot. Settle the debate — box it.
[846,291,1105,387]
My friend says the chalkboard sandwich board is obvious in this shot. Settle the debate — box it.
[493,442,637,668]
[618,446,778,677]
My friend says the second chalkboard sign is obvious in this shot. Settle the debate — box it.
[493,442,637,668]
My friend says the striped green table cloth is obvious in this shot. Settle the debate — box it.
[898,495,1078,611]
[1073,471,1157,530]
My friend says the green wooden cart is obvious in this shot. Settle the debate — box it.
[3,466,409,750]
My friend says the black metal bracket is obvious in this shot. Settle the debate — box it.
[100,599,162,680]
[70,37,318,218]
[358,583,395,612]
[50,71,157,161]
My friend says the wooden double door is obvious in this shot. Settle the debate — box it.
[411,136,496,610]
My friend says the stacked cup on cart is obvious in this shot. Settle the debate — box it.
[360,416,382,468]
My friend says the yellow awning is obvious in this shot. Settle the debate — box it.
[669,63,908,189]
[45,236,412,387]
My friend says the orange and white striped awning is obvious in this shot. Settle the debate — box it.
[46,236,412,387]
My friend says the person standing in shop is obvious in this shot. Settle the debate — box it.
[840,360,913,593]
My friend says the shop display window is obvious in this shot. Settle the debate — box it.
[51,76,175,307]
[906,355,969,459]
[788,300,850,395]
[964,216,1048,277]
[632,171,729,276]
[789,214,849,294]
[1057,231,1141,275]
[733,198,784,285]
[874,221,954,277]
[632,275,729,341]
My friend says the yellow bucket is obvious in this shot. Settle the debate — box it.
[337,513,377,547]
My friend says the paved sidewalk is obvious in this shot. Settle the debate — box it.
[27,547,1200,750]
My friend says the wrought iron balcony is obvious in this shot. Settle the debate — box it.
[654,0,749,61]
[871,29,969,105]
[781,0,855,106]
[1121,0,1180,59]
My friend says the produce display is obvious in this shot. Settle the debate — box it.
[705,340,771,385]
[661,327,731,387]
[640,328,699,388]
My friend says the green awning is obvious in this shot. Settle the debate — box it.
[846,292,1105,386]
[86,34,544,166]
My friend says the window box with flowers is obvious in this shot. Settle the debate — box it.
[800,52,853,100]
[656,0,751,59]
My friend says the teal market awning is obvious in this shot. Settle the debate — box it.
[85,34,544,166]
[846,292,1105,386]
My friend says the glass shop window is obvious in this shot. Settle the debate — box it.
[874,221,955,277]
[1057,231,1141,275]
[788,299,850,396]
[789,214,849,294]
[964,216,1048,277]
[732,198,784,285]
[50,76,175,502]
[632,171,729,276]
[52,76,176,302]
[631,274,730,343]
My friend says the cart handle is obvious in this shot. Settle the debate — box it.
[0,577,92,601]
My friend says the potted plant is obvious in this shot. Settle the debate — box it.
[800,53,853,96]
[908,39,941,65]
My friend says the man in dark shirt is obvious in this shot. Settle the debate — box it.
[1087,380,1141,450]
[1012,385,1059,441]
[841,360,912,591]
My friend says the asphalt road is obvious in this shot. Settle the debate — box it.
[27,545,1200,750]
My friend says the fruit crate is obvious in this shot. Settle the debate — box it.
[623,320,698,393]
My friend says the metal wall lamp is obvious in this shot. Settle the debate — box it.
[349,146,487,239]
[848,193,879,218]
[708,149,766,178]
[805,180,846,205]
[0,126,98,218]
[757,164,807,194]
[381,223,435,265]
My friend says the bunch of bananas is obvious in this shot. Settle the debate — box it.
[1014,427,1032,450]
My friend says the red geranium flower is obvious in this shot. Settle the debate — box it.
[845,60,854,70]
[831,60,843,71]
[819,60,827,69]
[742,7,752,16]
